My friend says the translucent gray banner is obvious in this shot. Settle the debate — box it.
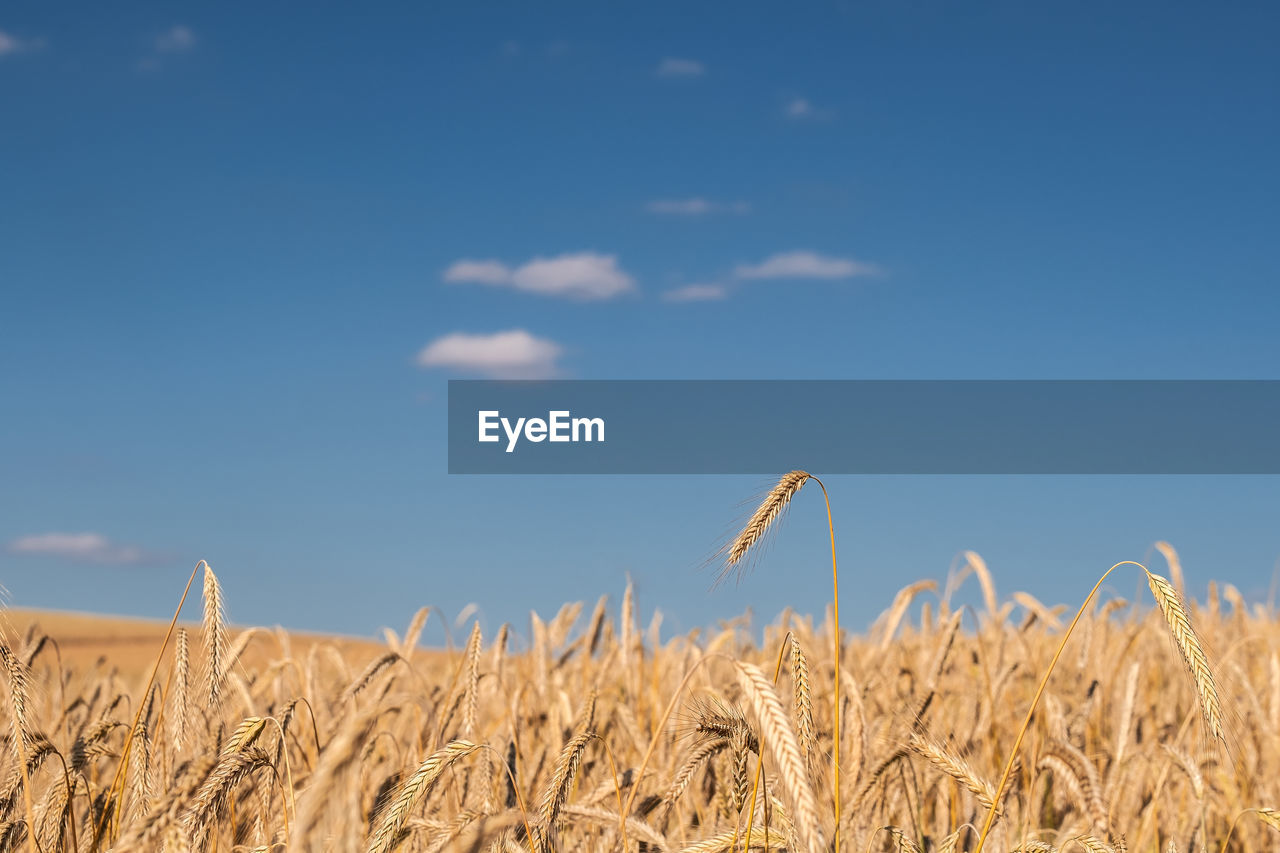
[447,380,1280,474]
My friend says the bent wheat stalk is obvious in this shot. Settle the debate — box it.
[975,560,1224,853]
[1221,808,1280,852]
[721,471,841,851]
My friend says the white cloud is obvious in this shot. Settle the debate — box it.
[735,250,880,280]
[786,98,813,118]
[416,330,563,379]
[8,532,150,565]
[443,259,511,285]
[0,29,44,57]
[511,254,632,299]
[443,251,634,300]
[155,25,196,53]
[656,57,705,77]
[646,198,750,216]
[663,283,728,302]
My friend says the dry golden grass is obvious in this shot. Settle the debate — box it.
[1,539,1279,850]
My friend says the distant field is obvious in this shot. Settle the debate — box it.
[3,607,387,681]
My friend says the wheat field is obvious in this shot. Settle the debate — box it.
[2,501,1279,851]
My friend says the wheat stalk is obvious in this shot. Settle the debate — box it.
[976,561,1204,853]
[722,471,844,851]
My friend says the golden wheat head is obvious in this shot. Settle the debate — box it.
[717,470,810,585]
[1143,569,1224,744]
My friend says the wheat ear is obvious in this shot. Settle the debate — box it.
[201,563,228,710]
[908,732,997,810]
[463,622,483,739]
[186,746,273,852]
[171,627,190,752]
[789,637,817,772]
[734,660,824,853]
[675,826,790,853]
[1038,741,1108,832]
[661,738,728,812]
[1144,569,1224,743]
[535,730,595,852]
[1,643,38,846]
[366,739,483,853]
[719,470,809,582]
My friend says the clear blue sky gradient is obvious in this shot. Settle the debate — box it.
[3,2,1279,642]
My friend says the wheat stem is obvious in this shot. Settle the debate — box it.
[975,561,1145,853]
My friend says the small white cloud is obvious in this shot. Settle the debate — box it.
[663,283,729,302]
[0,29,44,57]
[656,57,705,77]
[416,330,564,379]
[786,98,813,118]
[8,532,151,565]
[735,250,879,280]
[443,259,511,285]
[155,25,196,53]
[511,254,633,299]
[443,251,634,301]
[648,198,712,215]
[646,198,750,216]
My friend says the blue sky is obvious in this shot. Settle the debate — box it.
[2,2,1279,643]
